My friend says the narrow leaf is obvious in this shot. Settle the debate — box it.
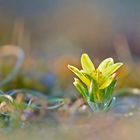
[73,78,88,99]
[104,80,116,101]
[89,79,98,102]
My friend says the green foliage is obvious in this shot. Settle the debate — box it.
[0,90,64,127]
[68,53,123,112]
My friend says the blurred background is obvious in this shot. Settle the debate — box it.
[0,0,140,97]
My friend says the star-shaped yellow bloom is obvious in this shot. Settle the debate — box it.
[68,53,123,111]
[68,53,123,90]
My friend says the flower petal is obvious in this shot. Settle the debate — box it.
[81,53,95,74]
[99,73,116,89]
[68,65,90,88]
[103,62,123,77]
[98,58,114,72]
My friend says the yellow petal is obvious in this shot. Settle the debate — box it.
[81,53,95,74]
[68,65,90,88]
[99,73,116,89]
[98,58,114,72]
[103,62,123,77]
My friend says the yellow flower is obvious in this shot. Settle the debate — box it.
[68,53,123,109]
[68,53,123,90]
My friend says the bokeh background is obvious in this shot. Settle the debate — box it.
[0,0,140,97]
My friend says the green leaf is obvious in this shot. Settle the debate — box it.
[94,89,105,103]
[89,79,98,102]
[81,53,95,74]
[104,80,116,100]
[73,78,88,99]
[0,95,13,102]
[68,65,90,88]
